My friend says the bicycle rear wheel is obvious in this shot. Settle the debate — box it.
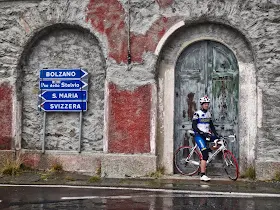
[174,146,201,176]
[223,150,239,181]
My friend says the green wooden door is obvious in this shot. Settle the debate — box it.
[174,40,239,167]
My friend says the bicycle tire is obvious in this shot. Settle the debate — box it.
[174,146,201,176]
[223,150,239,181]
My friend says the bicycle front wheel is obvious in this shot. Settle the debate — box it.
[174,146,201,176]
[223,150,239,181]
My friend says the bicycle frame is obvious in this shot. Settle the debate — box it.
[206,140,226,164]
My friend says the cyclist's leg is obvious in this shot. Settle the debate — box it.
[195,134,212,156]
[194,135,208,172]
[195,134,207,151]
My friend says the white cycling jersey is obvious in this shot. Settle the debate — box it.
[192,109,212,133]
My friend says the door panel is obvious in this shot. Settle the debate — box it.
[174,41,239,171]
[174,42,207,151]
[209,42,239,158]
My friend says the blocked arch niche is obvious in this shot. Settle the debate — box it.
[17,24,106,152]
[156,22,257,175]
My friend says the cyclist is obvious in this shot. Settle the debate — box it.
[192,96,219,181]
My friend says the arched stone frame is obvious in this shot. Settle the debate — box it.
[14,23,107,152]
[156,21,258,175]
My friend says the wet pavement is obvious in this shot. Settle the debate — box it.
[1,171,280,194]
[0,185,280,209]
[0,172,279,209]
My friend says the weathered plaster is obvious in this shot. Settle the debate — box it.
[238,62,257,169]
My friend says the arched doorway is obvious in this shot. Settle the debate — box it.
[156,23,256,175]
[174,40,239,170]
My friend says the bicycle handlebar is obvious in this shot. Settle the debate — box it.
[212,135,236,148]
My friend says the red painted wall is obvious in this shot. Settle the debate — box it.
[156,0,174,8]
[86,0,128,63]
[86,0,181,63]
[108,83,151,153]
[0,83,12,150]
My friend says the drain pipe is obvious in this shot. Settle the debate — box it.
[127,0,131,70]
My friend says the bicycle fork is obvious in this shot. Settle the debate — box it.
[222,151,233,166]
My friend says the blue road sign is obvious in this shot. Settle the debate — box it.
[40,69,88,79]
[38,68,88,112]
[39,80,88,90]
[39,101,87,112]
[39,91,87,101]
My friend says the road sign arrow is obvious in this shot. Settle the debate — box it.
[81,80,88,89]
[39,91,47,101]
[38,102,46,111]
[80,69,88,79]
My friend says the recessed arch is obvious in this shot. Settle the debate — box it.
[156,22,257,175]
[15,23,106,152]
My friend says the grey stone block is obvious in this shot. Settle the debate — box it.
[256,161,280,180]
[101,154,157,178]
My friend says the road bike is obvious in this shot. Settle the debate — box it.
[174,130,239,180]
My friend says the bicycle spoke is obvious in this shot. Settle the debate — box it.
[179,158,188,164]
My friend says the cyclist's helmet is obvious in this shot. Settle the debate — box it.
[199,96,210,104]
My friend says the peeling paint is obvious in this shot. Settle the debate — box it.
[187,92,196,120]
[156,0,174,8]
[108,83,151,153]
[86,0,181,63]
[0,83,12,150]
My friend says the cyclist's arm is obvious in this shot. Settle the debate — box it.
[192,118,204,135]
[210,119,219,137]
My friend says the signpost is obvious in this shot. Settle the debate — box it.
[39,68,88,153]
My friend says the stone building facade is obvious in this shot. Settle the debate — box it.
[0,0,279,179]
